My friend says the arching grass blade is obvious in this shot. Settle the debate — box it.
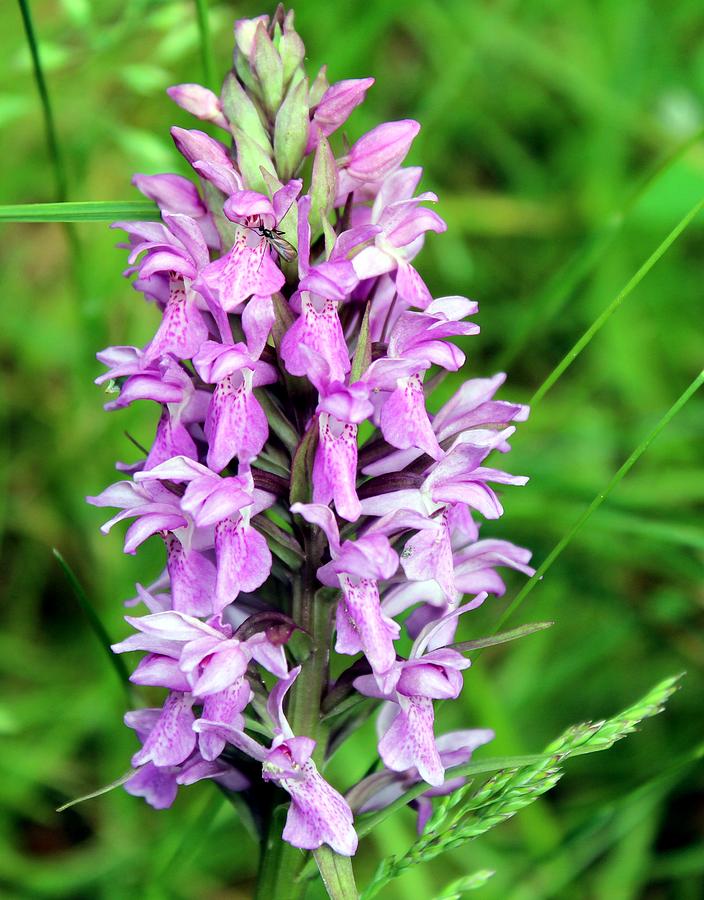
[498,126,704,371]
[497,371,704,632]
[17,0,68,200]
[194,0,217,91]
[530,200,704,406]
[53,548,131,695]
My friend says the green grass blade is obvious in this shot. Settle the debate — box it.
[451,621,553,653]
[496,371,704,632]
[497,126,704,371]
[56,769,136,812]
[53,548,132,694]
[0,201,160,222]
[194,0,217,91]
[530,199,704,406]
[17,0,68,200]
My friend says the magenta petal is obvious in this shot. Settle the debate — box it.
[380,374,442,460]
[280,295,350,383]
[192,643,250,696]
[395,261,433,309]
[205,370,268,470]
[347,120,420,182]
[132,173,206,218]
[378,697,444,786]
[198,679,251,760]
[307,77,374,152]
[263,747,358,856]
[145,411,197,470]
[165,536,216,617]
[401,521,455,601]
[396,661,464,700]
[130,654,192,691]
[125,762,179,809]
[200,232,284,312]
[338,576,399,676]
[224,190,276,225]
[143,281,209,364]
[131,692,196,768]
[214,518,272,611]
[167,83,228,128]
[171,127,232,170]
[182,474,251,527]
[289,502,341,553]
[335,601,363,655]
[242,294,275,357]
[313,415,361,522]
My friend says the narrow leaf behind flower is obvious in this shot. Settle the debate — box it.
[495,370,704,633]
[530,198,704,406]
[289,421,319,506]
[497,125,704,370]
[56,769,136,812]
[193,0,217,91]
[350,303,372,382]
[53,549,131,695]
[16,0,87,302]
[451,620,553,653]
[0,201,160,222]
[17,0,67,200]
[254,389,299,452]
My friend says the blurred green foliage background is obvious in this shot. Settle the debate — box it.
[1,1,703,897]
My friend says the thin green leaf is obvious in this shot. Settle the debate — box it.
[53,549,131,694]
[531,199,704,406]
[17,0,67,200]
[16,0,87,301]
[496,370,704,633]
[252,515,304,569]
[289,420,319,506]
[350,303,372,382]
[56,769,136,812]
[0,200,160,222]
[451,620,553,653]
[254,388,299,453]
[498,126,704,370]
[193,0,217,91]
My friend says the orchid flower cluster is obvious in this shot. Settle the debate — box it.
[89,7,533,866]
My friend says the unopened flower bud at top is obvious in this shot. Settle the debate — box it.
[306,77,375,154]
[345,119,420,182]
[167,84,229,130]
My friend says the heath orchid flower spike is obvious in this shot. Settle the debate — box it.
[87,6,534,897]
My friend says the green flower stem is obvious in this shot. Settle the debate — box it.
[257,527,355,899]
[314,846,358,899]
[287,576,333,759]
